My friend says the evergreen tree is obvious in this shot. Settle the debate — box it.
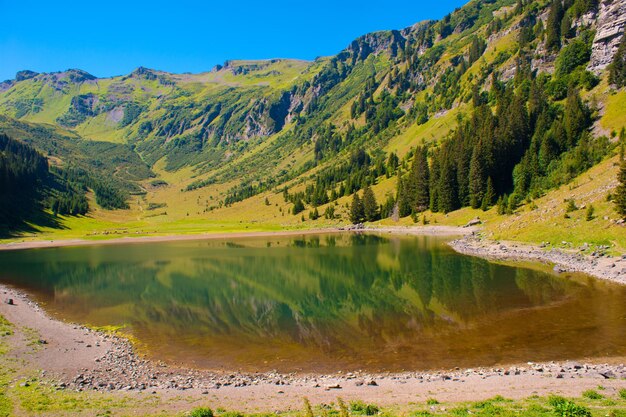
[362,185,379,222]
[564,87,590,147]
[413,146,430,212]
[350,193,365,224]
[468,36,486,65]
[438,159,458,213]
[481,177,496,211]
[429,156,441,212]
[468,141,486,208]
[396,174,412,217]
[609,33,626,88]
[292,199,305,215]
[545,0,564,51]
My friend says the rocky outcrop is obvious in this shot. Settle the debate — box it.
[588,0,626,73]
[347,30,407,62]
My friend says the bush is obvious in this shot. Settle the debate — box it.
[566,199,578,212]
[350,400,379,415]
[190,408,214,417]
[555,39,592,77]
[620,389,626,400]
[426,398,439,405]
[582,389,603,399]
[549,396,591,417]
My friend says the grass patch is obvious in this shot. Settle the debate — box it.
[582,389,604,400]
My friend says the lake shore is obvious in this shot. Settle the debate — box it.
[2,281,626,412]
[449,233,626,286]
[2,224,626,412]
[0,224,474,251]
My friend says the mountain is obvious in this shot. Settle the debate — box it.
[0,0,625,247]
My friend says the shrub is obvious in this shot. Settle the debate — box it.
[338,398,350,417]
[549,396,591,417]
[555,39,592,77]
[582,389,603,400]
[620,389,626,400]
[426,398,439,405]
[190,408,214,417]
[303,398,314,417]
[566,199,578,212]
[350,400,379,415]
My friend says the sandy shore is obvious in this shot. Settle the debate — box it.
[450,233,626,285]
[2,282,626,412]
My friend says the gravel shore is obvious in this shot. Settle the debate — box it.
[449,233,626,285]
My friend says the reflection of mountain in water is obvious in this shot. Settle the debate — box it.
[1,234,624,372]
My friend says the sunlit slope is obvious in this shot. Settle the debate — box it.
[0,0,625,248]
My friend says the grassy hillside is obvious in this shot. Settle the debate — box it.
[0,0,625,248]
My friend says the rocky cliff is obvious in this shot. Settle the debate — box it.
[589,0,626,73]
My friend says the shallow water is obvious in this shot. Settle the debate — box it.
[1,233,625,373]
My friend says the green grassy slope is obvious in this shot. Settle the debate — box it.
[0,0,624,247]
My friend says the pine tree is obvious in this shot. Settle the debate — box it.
[481,177,496,211]
[468,141,486,209]
[497,195,508,215]
[438,159,458,214]
[616,159,626,219]
[396,174,411,217]
[292,199,305,215]
[545,0,564,51]
[609,33,626,88]
[350,193,365,224]
[362,185,379,222]
[413,146,430,212]
[429,156,441,212]
[564,87,589,147]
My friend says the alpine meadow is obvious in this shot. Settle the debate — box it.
[1,0,626,416]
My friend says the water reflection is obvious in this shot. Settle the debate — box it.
[0,233,624,372]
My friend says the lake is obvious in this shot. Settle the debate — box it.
[1,233,625,373]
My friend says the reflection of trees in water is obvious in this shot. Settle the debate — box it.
[0,235,574,353]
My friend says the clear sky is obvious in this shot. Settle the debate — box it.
[0,0,469,81]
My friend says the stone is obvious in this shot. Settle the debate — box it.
[465,217,482,227]
[599,370,616,379]
[4,298,14,305]
[588,0,626,73]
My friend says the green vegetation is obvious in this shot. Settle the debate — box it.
[582,390,603,400]
[616,158,626,219]
[190,408,214,417]
[0,0,623,252]
[610,34,626,88]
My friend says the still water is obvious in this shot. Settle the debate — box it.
[1,233,625,372]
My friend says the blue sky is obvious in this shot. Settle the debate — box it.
[0,0,469,81]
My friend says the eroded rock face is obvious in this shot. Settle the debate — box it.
[588,0,626,73]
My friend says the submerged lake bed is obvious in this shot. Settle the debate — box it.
[0,232,625,373]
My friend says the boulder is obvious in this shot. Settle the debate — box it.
[465,217,482,227]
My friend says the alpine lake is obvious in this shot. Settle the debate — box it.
[1,232,625,373]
